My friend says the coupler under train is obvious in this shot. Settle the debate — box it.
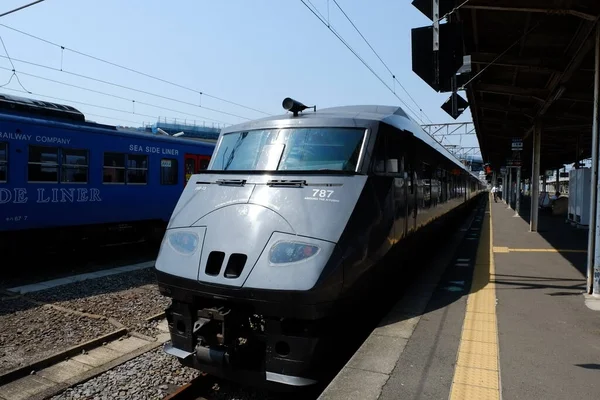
[162,299,336,388]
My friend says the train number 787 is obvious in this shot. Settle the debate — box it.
[312,189,334,198]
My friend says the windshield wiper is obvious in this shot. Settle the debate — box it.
[267,179,307,188]
[223,132,248,170]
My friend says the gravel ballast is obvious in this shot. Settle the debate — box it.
[28,269,170,331]
[29,268,158,304]
[131,318,164,339]
[0,297,115,375]
[3,267,298,399]
[50,347,198,400]
[1,267,169,377]
[50,347,282,400]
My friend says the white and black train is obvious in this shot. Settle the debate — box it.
[154,99,486,388]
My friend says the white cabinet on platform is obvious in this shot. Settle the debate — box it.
[567,168,591,227]
[568,171,576,223]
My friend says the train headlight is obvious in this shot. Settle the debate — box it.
[269,241,320,265]
[167,231,200,255]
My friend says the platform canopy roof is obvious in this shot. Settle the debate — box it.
[454,0,600,174]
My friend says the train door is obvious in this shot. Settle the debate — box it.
[184,154,211,184]
[405,140,418,235]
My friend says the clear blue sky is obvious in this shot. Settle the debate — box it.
[0,0,480,154]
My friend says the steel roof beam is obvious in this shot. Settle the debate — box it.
[479,102,536,118]
[548,112,593,121]
[538,25,597,115]
[475,83,548,100]
[523,18,598,138]
[462,4,597,21]
[475,83,593,103]
[543,123,592,131]
[471,52,562,73]
[480,116,531,125]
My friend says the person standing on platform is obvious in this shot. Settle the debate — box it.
[491,185,498,202]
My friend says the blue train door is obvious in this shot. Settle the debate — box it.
[184,154,211,184]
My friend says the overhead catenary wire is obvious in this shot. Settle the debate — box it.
[0,0,46,18]
[0,64,232,125]
[0,23,273,116]
[330,0,433,124]
[432,0,471,24]
[0,29,239,125]
[0,86,230,128]
[0,54,253,121]
[300,0,426,125]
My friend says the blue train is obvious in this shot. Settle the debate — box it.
[0,93,215,253]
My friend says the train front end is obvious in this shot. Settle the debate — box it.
[154,102,375,387]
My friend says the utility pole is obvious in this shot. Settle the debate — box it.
[514,167,521,216]
[530,120,542,232]
[589,24,600,296]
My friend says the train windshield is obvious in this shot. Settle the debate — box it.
[211,127,365,172]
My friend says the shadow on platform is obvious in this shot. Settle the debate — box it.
[575,363,600,370]
[506,195,587,278]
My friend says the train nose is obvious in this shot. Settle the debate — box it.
[156,203,294,287]
[195,203,295,287]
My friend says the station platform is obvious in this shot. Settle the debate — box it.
[319,194,600,400]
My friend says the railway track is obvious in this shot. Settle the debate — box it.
[0,259,174,400]
[1,257,290,400]
[161,374,217,400]
[161,373,321,400]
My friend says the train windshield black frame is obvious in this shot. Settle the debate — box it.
[210,127,366,173]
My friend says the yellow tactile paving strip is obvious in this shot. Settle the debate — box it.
[449,197,501,400]
[493,246,585,253]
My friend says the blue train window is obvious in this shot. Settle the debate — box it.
[61,149,88,183]
[127,154,148,184]
[103,153,147,184]
[0,142,6,183]
[103,153,126,184]
[28,145,59,183]
[160,158,178,185]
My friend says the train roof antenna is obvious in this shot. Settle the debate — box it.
[282,97,316,117]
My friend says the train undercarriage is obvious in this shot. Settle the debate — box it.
[163,297,337,389]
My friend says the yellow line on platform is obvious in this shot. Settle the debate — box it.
[449,197,501,400]
[492,246,586,254]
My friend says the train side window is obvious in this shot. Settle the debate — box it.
[28,145,59,183]
[127,154,148,184]
[418,162,432,208]
[160,158,178,185]
[372,128,404,176]
[61,148,88,183]
[439,168,448,202]
[103,152,126,184]
[372,132,388,173]
[0,142,6,183]
[431,167,441,204]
